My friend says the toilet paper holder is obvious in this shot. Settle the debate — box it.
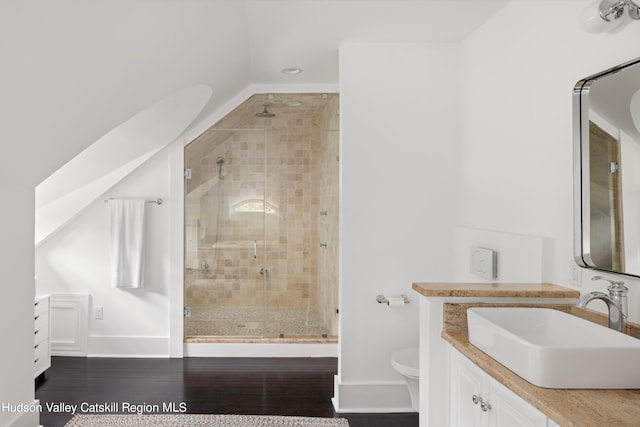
[376,294,411,305]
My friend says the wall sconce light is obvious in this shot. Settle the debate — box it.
[580,0,640,33]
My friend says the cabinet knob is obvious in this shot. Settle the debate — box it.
[472,395,492,412]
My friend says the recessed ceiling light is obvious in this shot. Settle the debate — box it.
[287,101,302,107]
[281,67,303,75]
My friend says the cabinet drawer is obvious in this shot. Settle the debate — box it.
[35,297,49,317]
[34,325,48,346]
[34,339,49,361]
[34,352,49,376]
[34,295,51,378]
[34,313,48,334]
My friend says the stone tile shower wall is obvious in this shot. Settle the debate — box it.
[264,119,318,309]
[185,130,267,308]
[185,94,339,337]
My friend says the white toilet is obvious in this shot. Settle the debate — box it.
[391,347,420,411]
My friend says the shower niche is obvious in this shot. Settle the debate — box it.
[184,94,339,342]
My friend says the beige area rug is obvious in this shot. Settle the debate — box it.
[64,414,350,426]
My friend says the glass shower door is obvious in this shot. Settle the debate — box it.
[184,129,267,338]
[262,125,327,339]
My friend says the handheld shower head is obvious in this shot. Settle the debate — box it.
[216,157,225,179]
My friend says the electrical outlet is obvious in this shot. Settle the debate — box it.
[570,259,582,286]
[94,306,104,320]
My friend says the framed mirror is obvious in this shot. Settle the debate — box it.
[574,57,640,277]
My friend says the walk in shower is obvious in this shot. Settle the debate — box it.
[184,93,339,342]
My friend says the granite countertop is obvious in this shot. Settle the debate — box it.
[442,302,640,426]
[412,282,580,299]
[185,336,337,344]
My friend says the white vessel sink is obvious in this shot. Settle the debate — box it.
[467,307,640,389]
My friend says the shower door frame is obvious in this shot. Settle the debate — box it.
[182,92,339,344]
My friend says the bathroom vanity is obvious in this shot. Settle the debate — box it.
[413,282,640,427]
[449,346,549,427]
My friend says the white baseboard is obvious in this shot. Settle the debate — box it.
[184,342,338,358]
[87,336,169,358]
[332,376,415,413]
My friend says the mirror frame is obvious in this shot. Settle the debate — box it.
[574,56,640,278]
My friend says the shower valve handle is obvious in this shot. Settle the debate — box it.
[259,267,268,275]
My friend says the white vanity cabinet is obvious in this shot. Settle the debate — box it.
[450,348,548,427]
[34,294,51,378]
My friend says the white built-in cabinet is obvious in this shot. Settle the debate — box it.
[450,347,549,427]
[34,294,51,378]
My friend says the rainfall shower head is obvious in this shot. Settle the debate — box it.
[256,105,275,118]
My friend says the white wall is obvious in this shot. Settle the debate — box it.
[457,0,640,322]
[35,145,173,357]
[0,1,250,188]
[35,85,210,246]
[0,186,38,427]
[451,226,544,282]
[336,43,458,412]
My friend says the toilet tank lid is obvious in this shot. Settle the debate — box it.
[391,347,419,377]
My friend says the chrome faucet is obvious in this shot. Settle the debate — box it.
[577,276,628,333]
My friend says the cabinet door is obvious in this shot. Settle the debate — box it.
[450,349,485,427]
[487,376,548,427]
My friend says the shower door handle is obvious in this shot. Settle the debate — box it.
[253,240,257,259]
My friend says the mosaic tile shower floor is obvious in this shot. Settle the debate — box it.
[185,306,335,339]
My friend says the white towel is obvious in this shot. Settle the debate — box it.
[107,199,146,288]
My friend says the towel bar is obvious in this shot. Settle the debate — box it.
[104,198,163,205]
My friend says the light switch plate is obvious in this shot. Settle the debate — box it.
[470,247,498,280]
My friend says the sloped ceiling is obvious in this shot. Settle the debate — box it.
[0,0,251,186]
[0,0,510,187]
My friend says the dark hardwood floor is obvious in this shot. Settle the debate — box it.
[36,357,418,427]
